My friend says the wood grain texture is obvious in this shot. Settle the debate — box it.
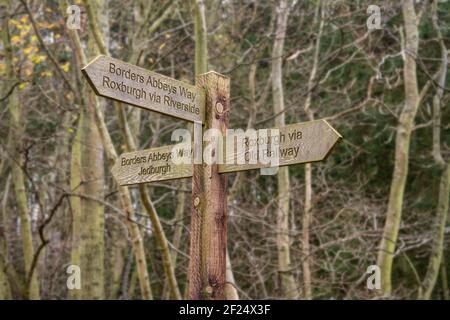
[219,119,342,173]
[189,71,229,300]
[111,144,192,186]
[82,55,205,123]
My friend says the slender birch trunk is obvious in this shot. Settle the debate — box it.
[162,180,186,299]
[441,256,449,300]
[2,9,40,300]
[71,105,105,299]
[271,0,299,299]
[418,1,449,299]
[69,109,82,299]
[69,12,105,298]
[419,164,450,299]
[0,175,12,299]
[0,241,12,299]
[377,0,420,296]
[194,0,208,77]
[225,252,239,299]
[301,2,325,300]
[94,0,126,300]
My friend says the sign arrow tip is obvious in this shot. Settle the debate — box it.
[322,119,343,140]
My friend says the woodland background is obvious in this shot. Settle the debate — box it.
[0,0,449,300]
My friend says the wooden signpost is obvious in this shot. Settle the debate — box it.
[82,55,342,300]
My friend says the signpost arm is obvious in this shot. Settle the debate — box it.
[189,72,230,300]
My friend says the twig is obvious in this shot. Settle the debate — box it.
[25,192,68,298]
[0,81,22,101]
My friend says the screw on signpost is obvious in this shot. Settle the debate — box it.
[215,101,224,114]
[188,71,230,300]
[193,196,201,208]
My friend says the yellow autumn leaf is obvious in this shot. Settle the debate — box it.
[17,24,27,31]
[32,55,46,64]
[20,16,27,24]
[19,83,28,90]
[42,70,53,77]
[159,43,166,50]
[20,29,29,37]
[11,35,20,45]
[23,46,35,55]
[61,62,70,72]
[31,35,38,42]
[10,19,19,26]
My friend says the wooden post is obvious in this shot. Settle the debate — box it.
[189,71,230,300]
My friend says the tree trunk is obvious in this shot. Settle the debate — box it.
[0,240,12,299]
[271,0,299,299]
[419,164,450,299]
[69,109,82,299]
[418,2,449,299]
[138,185,182,299]
[440,255,449,300]
[162,179,186,299]
[0,175,12,299]
[225,251,239,299]
[69,21,106,298]
[377,0,420,296]
[71,107,105,299]
[301,2,324,300]
[2,9,40,300]
[194,0,208,77]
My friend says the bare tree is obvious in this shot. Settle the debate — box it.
[271,0,299,299]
